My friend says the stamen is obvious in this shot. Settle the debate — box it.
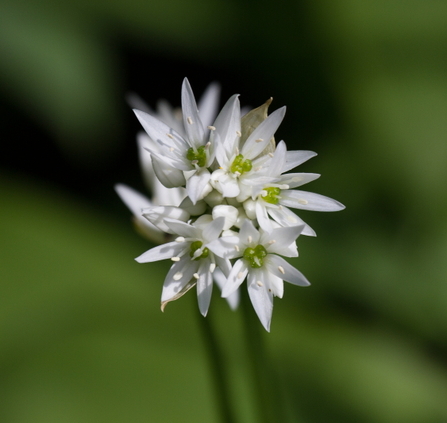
[193,273,200,280]
[173,272,183,281]
[176,237,185,242]
[268,240,276,245]
[247,236,252,243]
[208,125,216,130]
[256,281,264,287]
[236,130,242,137]
[236,147,240,155]
[261,190,268,197]
[209,263,216,273]
[255,138,264,143]
[298,199,308,205]
[171,257,180,262]
[166,133,174,139]
[191,160,198,165]
[205,141,211,149]
[234,245,240,252]
[268,153,274,157]
[169,147,174,152]
[237,272,244,279]
[278,266,285,274]
[234,171,241,177]
[187,117,193,125]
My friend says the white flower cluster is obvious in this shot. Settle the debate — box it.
[116,78,344,331]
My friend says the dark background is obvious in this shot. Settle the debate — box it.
[2,0,447,422]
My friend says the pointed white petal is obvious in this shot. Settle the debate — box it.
[213,94,241,154]
[134,109,189,151]
[115,184,152,216]
[266,255,310,286]
[256,201,274,232]
[266,140,287,177]
[280,190,346,212]
[222,259,248,297]
[207,236,243,260]
[267,206,316,236]
[186,169,211,204]
[151,155,186,188]
[213,267,239,310]
[247,270,273,332]
[215,256,232,278]
[239,219,260,245]
[278,173,320,189]
[197,260,213,316]
[163,218,198,238]
[178,196,207,216]
[202,216,225,242]
[261,225,303,257]
[241,107,286,159]
[182,78,206,148]
[161,257,198,302]
[198,82,220,127]
[283,150,317,172]
[135,241,184,263]
[142,206,190,233]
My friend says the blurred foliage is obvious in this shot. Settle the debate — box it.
[2,0,447,422]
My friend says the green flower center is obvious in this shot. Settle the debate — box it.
[190,240,210,260]
[230,154,252,175]
[243,245,268,268]
[186,146,207,168]
[261,187,281,205]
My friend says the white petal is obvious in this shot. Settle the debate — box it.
[277,173,320,189]
[178,196,207,216]
[280,190,346,212]
[182,78,205,148]
[202,216,225,242]
[186,169,211,204]
[134,109,189,151]
[213,267,239,310]
[239,219,260,245]
[135,241,184,263]
[267,206,316,236]
[142,206,190,233]
[115,183,152,217]
[161,257,198,302]
[262,225,303,257]
[256,201,274,232]
[266,140,287,177]
[207,236,243,260]
[197,260,213,316]
[213,94,241,155]
[215,256,232,278]
[198,82,220,127]
[266,255,310,287]
[163,218,198,238]
[241,107,286,159]
[222,259,248,297]
[247,270,273,332]
[283,150,317,172]
[151,155,186,188]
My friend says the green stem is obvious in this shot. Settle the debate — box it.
[240,289,285,423]
[197,311,237,423]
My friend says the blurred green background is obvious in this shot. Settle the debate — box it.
[2,0,447,422]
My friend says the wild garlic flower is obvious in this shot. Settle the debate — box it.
[117,77,344,330]
[207,220,309,331]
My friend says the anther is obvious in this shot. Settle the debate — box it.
[166,133,174,139]
[247,236,252,243]
[237,272,244,279]
[268,240,276,245]
[261,190,267,197]
[187,117,193,124]
[234,171,241,177]
[236,130,242,137]
[255,138,264,143]
[254,166,262,172]
[236,147,240,155]
[234,245,240,252]
[278,266,285,274]
[193,273,200,280]
[268,153,274,157]
[169,147,174,152]
[171,257,180,262]
[256,281,264,287]
[191,160,198,165]
[173,272,183,281]
[209,263,216,273]
[298,199,308,205]
[208,125,216,130]
[205,142,211,149]
[175,237,185,242]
